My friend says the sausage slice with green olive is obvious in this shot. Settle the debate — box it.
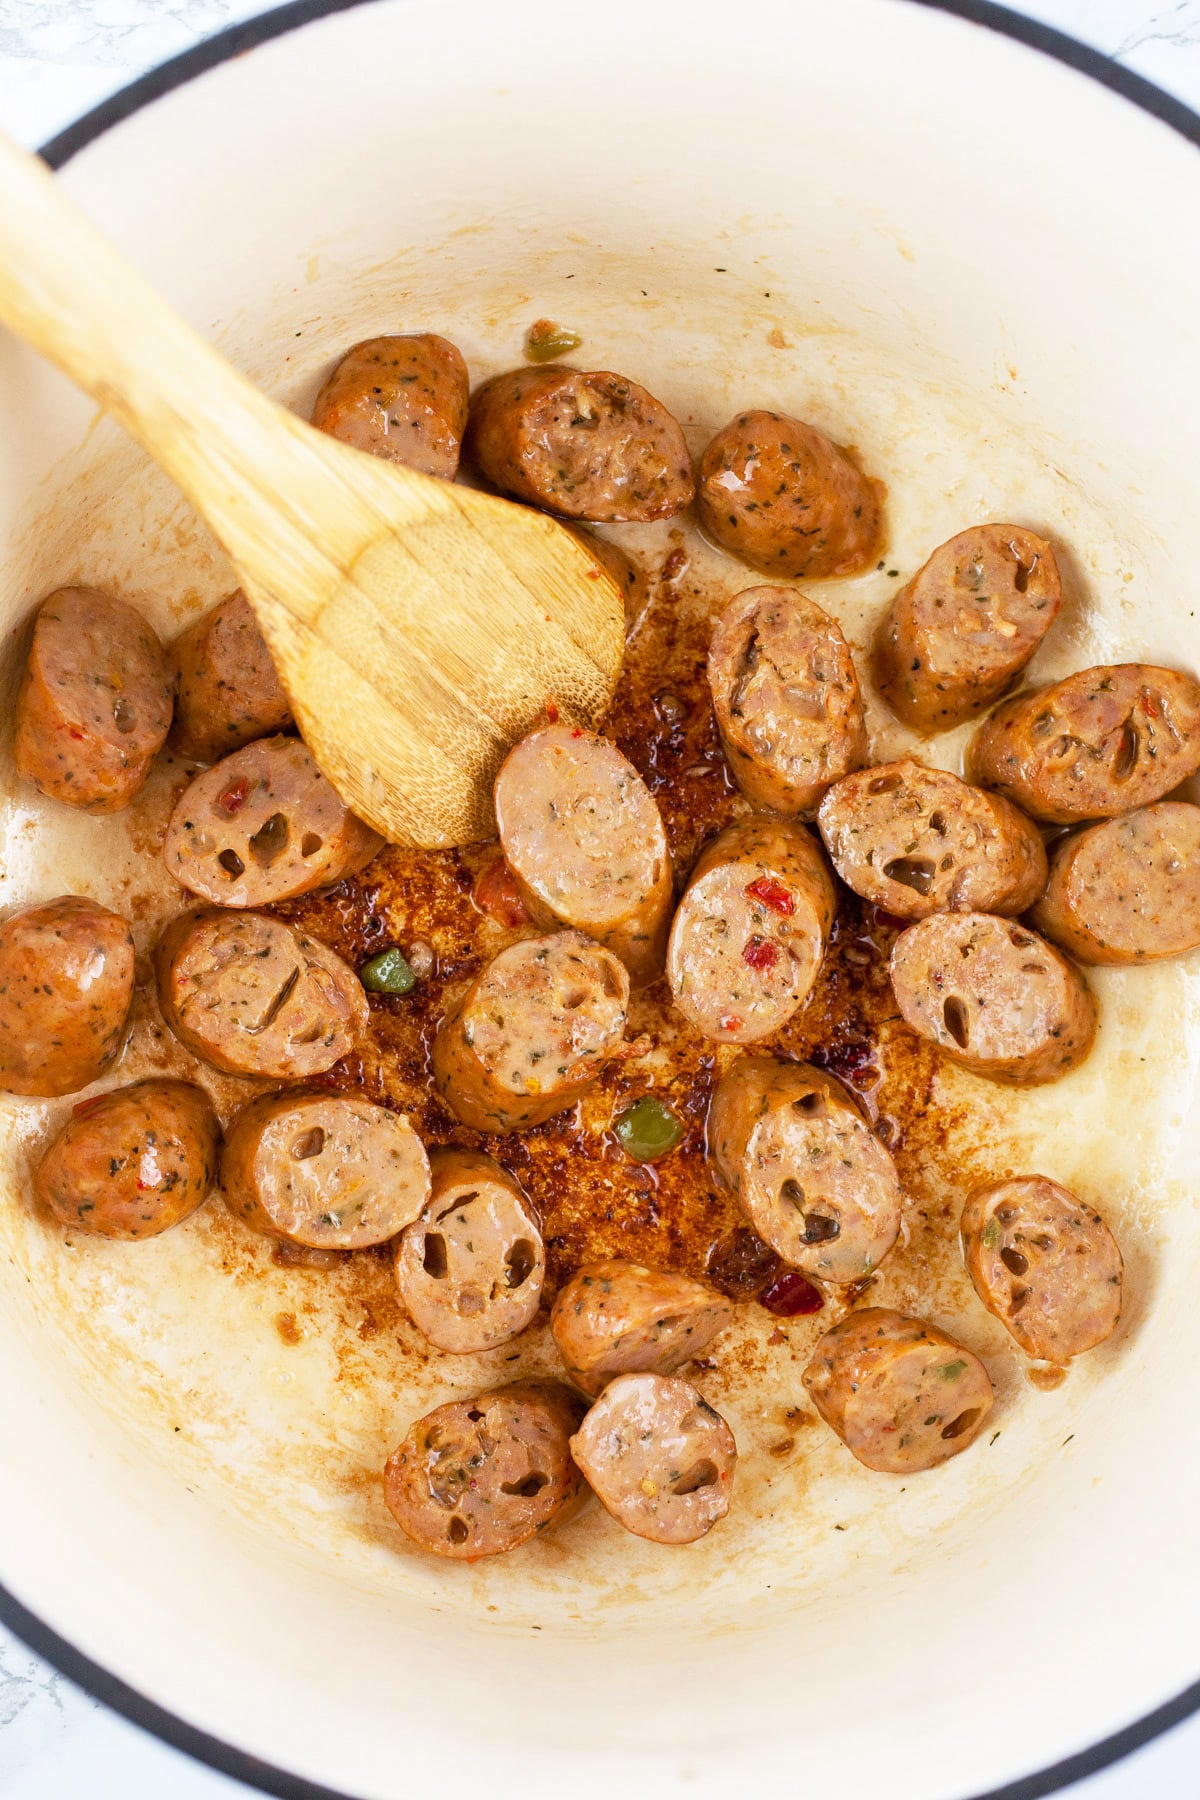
[395,1148,544,1352]
[708,1056,902,1284]
[962,1175,1123,1362]
[803,1308,993,1473]
[551,1259,733,1397]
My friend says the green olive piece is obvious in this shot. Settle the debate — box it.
[360,948,416,995]
[524,320,583,363]
[614,1096,685,1163]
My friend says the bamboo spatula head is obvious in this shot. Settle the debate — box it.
[0,129,625,848]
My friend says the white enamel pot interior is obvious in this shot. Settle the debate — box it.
[1,3,1199,1797]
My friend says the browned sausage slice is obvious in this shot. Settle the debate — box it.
[494,724,672,986]
[695,410,884,579]
[816,759,1048,919]
[550,1259,733,1397]
[311,333,469,478]
[432,930,629,1133]
[707,1057,903,1283]
[708,586,867,816]
[969,664,1200,824]
[1030,801,1200,964]
[394,1148,545,1352]
[163,736,383,907]
[0,897,135,1097]
[569,1373,736,1544]
[873,526,1062,731]
[35,1079,220,1239]
[220,1090,429,1249]
[169,590,292,763]
[803,1308,993,1473]
[383,1382,585,1559]
[961,1175,1123,1361]
[464,365,693,522]
[889,912,1096,1084]
[666,819,834,1045]
[155,909,368,1079]
[15,587,172,813]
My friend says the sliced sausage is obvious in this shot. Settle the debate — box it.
[155,909,368,1080]
[569,1373,736,1544]
[666,819,834,1045]
[707,1056,902,1283]
[803,1308,993,1473]
[0,897,135,1097]
[464,365,693,522]
[383,1381,585,1559]
[816,759,1047,920]
[969,663,1200,825]
[163,736,383,907]
[221,1090,429,1249]
[14,587,172,813]
[873,525,1062,731]
[494,724,672,986]
[695,409,884,579]
[550,1259,733,1397]
[961,1175,1123,1362]
[35,1079,219,1240]
[432,930,629,1133]
[889,912,1096,1084]
[570,530,650,638]
[311,333,469,478]
[394,1149,545,1352]
[708,585,867,816]
[169,589,292,763]
[1030,802,1200,964]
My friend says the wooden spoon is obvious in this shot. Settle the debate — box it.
[0,131,624,847]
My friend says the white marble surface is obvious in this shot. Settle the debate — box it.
[0,0,1198,1795]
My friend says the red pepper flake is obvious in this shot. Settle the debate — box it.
[571,727,584,739]
[137,1175,154,1191]
[68,727,86,741]
[472,858,531,929]
[718,1014,743,1034]
[218,776,250,815]
[545,699,560,724]
[745,876,795,916]
[742,935,778,971]
[760,1271,824,1317]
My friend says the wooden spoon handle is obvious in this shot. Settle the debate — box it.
[0,129,358,606]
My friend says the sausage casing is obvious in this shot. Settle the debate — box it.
[708,585,867,816]
[707,1056,903,1283]
[15,587,172,813]
[695,410,884,579]
[873,525,1062,731]
[969,663,1200,824]
[550,1259,733,1397]
[816,759,1047,919]
[803,1307,993,1473]
[35,1079,220,1239]
[961,1175,1123,1362]
[666,819,834,1045]
[0,897,135,1097]
[494,724,672,986]
[889,912,1096,1084]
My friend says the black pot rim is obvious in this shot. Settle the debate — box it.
[8,2,1200,1796]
